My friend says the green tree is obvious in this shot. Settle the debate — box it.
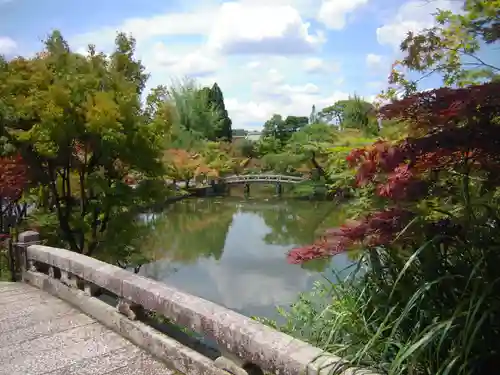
[319,100,350,126]
[255,136,283,156]
[260,152,306,174]
[262,114,308,146]
[0,31,167,255]
[342,95,379,135]
[319,98,375,132]
[262,114,284,139]
[385,0,500,97]
[288,123,337,145]
[166,79,221,149]
[284,116,309,133]
[207,83,233,141]
[286,123,338,181]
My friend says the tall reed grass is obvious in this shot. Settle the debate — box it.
[260,221,500,375]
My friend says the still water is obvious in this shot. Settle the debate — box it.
[138,196,352,320]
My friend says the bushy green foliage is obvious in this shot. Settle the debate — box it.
[166,78,223,148]
[0,31,170,256]
[260,152,305,175]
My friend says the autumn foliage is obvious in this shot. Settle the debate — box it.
[163,149,217,183]
[0,154,28,201]
[288,81,500,263]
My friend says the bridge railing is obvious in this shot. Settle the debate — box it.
[223,174,305,184]
[14,231,375,375]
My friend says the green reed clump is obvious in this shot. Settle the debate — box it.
[264,213,500,375]
[263,82,500,374]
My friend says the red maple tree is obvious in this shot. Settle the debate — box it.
[0,154,28,202]
[288,81,500,263]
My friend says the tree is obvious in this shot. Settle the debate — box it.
[0,155,28,202]
[262,114,284,139]
[145,85,176,142]
[286,123,338,181]
[284,116,309,133]
[166,78,222,145]
[262,114,308,146]
[288,123,337,145]
[260,152,306,175]
[385,0,500,98]
[319,100,350,125]
[207,83,233,141]
[0,31,167,255]
[342,95,379,135]
[255,136,283,156]
[164,149,205,186]
[198,141,236,177]
[0,155,28,233]
[320,98,375,131]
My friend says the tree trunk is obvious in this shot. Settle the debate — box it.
[310,151,332,184]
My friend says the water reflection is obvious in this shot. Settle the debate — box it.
[139,198,352,319]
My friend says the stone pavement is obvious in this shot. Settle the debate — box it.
[0,282,178,375]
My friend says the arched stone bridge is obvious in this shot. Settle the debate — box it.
[222,174,306,185]
[221,174,306,195]
[0,231,376,375]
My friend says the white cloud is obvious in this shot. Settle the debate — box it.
[267,68,285,84]
[303,57,325,73]
[255,82,321,98]
[376,0,459,49]
[246,61,262,69]
[227,66,349,128]
[150,42,220,77]
[366,53,383,68]
[72,10,215,49]
[0,36,17,55]
[317,0,368,30]
[225,98,277,126]
[303,57,340,74]
[73,2,325,56]
[238,0,321,18]
[207,3,325,55]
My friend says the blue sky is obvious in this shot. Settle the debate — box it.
[0,0,480,130]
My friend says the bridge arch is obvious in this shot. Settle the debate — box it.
[222,174,306,185]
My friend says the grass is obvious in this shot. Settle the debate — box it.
[259,232,500,375]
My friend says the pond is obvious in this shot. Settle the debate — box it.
[138,196,353,321]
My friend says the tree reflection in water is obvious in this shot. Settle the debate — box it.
[140,198,237,263]
[135,197,352,318]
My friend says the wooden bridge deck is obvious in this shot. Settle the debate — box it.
[0,282,177,375]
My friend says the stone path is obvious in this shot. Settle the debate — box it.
[0,282,178,375]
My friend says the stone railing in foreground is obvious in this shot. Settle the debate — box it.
[15,231,375,375]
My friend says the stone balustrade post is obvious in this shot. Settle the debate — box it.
[15,230,41,281]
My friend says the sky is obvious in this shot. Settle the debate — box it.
[0,0,467,130]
